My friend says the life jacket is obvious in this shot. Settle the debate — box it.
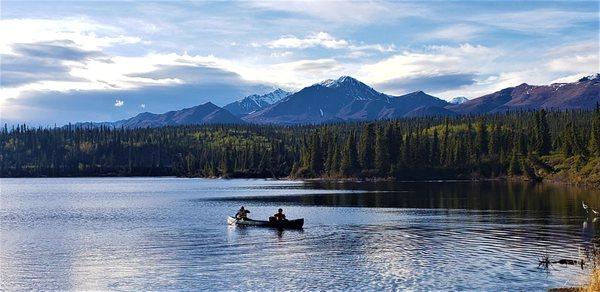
[236,210,249,219]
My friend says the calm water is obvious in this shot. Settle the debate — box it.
[1,177,599,290]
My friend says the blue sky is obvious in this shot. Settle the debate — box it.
[1,0,598,125]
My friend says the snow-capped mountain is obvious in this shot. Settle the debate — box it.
[317,76,387,101]
[74,74,600,128]
[223,89,291,116]
[244,76,448,124]
[450,96,469,104]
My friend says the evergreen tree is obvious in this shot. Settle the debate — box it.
[476,119,489,157]
[590,104,600,155]
[488,124,500,156]
[374,125,390,176]
[508,150,521,175]
[309,133,323,175]
[324,136,335,175]
[387,124,399,165]
[341,132,359,176]
[535,109,551,155]
[358,123,374,169]
[220,146,233,177]
[430,130,439,165]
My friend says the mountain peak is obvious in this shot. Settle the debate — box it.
[337,75,358,83]
[202,101,218,108]
[312,76,386,101]
[319,76,361,87]
[579,73,600,82]
[450,96,469,104]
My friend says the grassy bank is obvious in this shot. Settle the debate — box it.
[534,155,600,188]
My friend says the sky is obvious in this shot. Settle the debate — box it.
[1,0,598,125]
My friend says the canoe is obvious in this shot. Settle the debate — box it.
[227,216,304,229]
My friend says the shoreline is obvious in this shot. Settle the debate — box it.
[2,173,598,189]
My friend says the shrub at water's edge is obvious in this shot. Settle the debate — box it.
[536,155,600,187]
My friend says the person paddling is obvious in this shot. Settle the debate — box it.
[236,206,250,220]
[273,208,286,221]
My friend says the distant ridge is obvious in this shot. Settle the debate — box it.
[448,73,600,114]
[76,102,244,128]
[73,74,600,128]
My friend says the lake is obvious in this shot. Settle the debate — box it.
[1,177,599,290]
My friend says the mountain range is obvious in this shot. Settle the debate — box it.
[85,102,243,128]
[79,74,599,128]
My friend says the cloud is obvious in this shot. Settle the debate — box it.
[468,9,597,33]
[1,53,79,87]
[2,78,273,125]
[543,41,599,75]
[245,58,348,88]
[140,103,146,109]
[359,44,498,91]
[114,99,124,107]
[1,50,265,103]
[348,43,396,53]
[424,24,483,41]
[11,40,103,61]
[0,18,141,53]
[376,73,477,94]
[247,1,426,24]
[1,40,103,87]
[266,32,396,54]
[278,58,342,73]
[267,32,348,49]
[270,51,292,57]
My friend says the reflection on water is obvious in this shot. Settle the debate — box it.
[1,178,599,290]
[218,181,600,216]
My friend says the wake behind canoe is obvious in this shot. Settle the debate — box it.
[227,216,304,229]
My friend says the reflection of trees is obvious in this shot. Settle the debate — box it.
[302,181,600,218]
[229,181,599,221]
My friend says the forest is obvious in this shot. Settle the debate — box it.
[1,108,599,184]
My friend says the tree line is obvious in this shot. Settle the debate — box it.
[1,108,599,180]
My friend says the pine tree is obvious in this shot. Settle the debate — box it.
[488,124,500,156]
[590,103,600,155]
[430,130,439,165]
[309,133,323,175]
[387,124,399,165]
[358,123,374,169]
[220,146,233,177]
[508,150,521,175]
[374,125,390,176]
[535,109,551,155]
[324,136,335,175]
[341,132,359,176]
[476,119,489,157]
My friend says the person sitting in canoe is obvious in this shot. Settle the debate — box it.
[236,206,250,220]
[273,208,286,221]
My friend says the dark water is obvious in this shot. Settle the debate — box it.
[1,178,599,290]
